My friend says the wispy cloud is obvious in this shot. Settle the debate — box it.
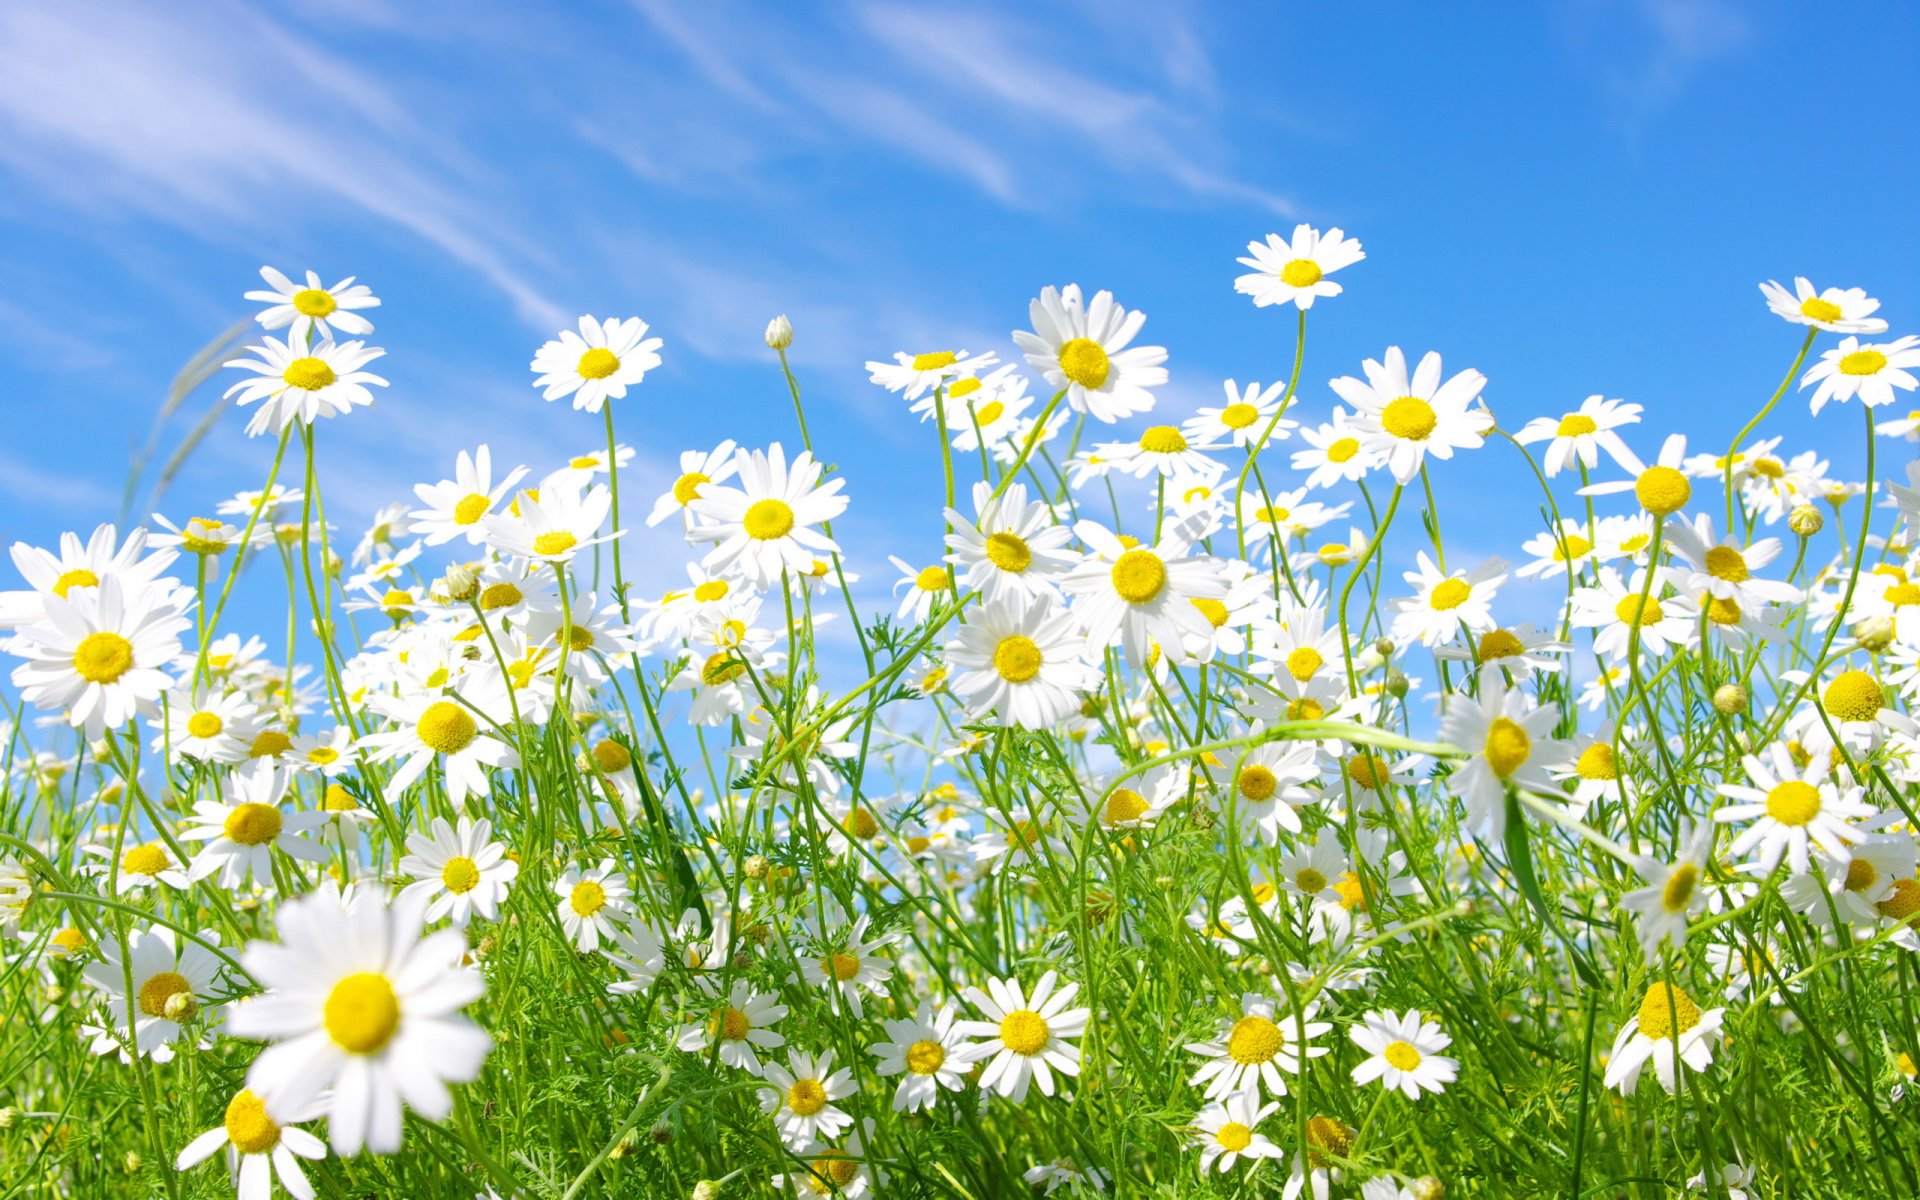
[1566,0,1752,133]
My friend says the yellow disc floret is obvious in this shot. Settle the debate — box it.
[325,973,401,1054]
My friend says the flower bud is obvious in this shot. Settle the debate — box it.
[650,1121,673,1145]
[1412,1177,1445,1200]
[765,315,793,350]
[0,1107,18,1129]
[1372,637,1394,659]
[442,563,479,603]
[1858,616,1896,653]
[744,854,770,880]
[163,991,200,1024]
[1789,505,1824,537]
[1386,671,1410,699]
[693,1183,725,1200]
[123,1151,142,1174]
[1712,684,1748,715]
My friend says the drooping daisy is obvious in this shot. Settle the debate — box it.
[759,1049,856,1149]
[959,970,1090,1103]
[945,596,1101,730]
[603,917,666,997]
[1186,992,1331,1101]
[1512,395,1642,476]
[1235,225,1366,310]
[1290,409,1379,490]
[82,926,226,1062]
[174,1087,328,1200]
[1714,743,1874,874]
[1759,277,1888,335]
[181,762,329,888]
[1191,1091,1284,1174]
[530,316,663,413]
[223,336,387,437]
[1023,1158,1113,1195]
[688,444,848,588]
[480,479,619,566]
[358,687,520,807]
[245,266,380,340]
[867,999,980,1113]
[1388,554,1506,648]
[1603,982,1724,1095]
[647,441,738,528]
[1437,674,1570,841]
[944,480,1079,605]
[1348,1009,1457,1099]
[1333,347,1493,485]
[1013,285,1168,423]
[8,575,189,736]
[1062,517,1227,668]
[399,816,518,926]
[411,446,529,547]
[554,860,633,952]
[676,980,789,1074]
[1437,623,1570,675]
[1185,379,1294,449]
[229,884,491,1155]
[1800,335,1920,414]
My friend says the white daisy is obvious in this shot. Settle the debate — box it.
[1388,553,1506,648]
[398,816,518,926]
[867,999,980,1113]
[867,348,997,399]
[8,575,189,736]
[1348,1009,1457,1099]
[181,762,329,888]
[1512,395,1642,476]
[1191,1091,1284,1174]
[688,444,848,588]
[759,1049,856,1149]
[411,446,529,547]
[945,596,1101,731]
[676,980,789,1074]
[1333,347,1493,485]
[82,926,226,1062]
[1186,992,1330,1101]
[1801,335,1920,414]
[1603,983,1724,1095]
[480,478,619,566]
[1567,567,1699,662]
[174,1088,327,1199]
[554,860,633,952]
[1061,517,1226,668]
[958,970,1090,1103]
[1013,284,1168,423]
[1759,277,1888,335]
[358,687,520,807]
[223,336,387,437]
[1185,379,1294,449]
[1226,738,1321,845]
[1714,743,1874,874]
[647,441,739,528]
[1290,409,1379,490]
[530,316,663,413]
[1235,224,1366,310]
[1437,673,1570,841]
[245,266,380,340]
[944,480,1079,606]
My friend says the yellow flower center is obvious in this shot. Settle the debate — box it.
[1706,596,1742,626]
[1289,697,1326,721]
[1764,780,1822,826]
[223,1089,281,1155]
[1887,582,1920,607]
[1215,1122,1253,1152]
[1575,743,1617,781]
[1823,670,1884,722]
[1280,258,1323,287]
[1139,425,1187,454]
[1557,413,1598,437]
[281,357,336,391]
[1104,788,1149,825]
[1057,338,1111,389]
[137,971,191,1018]
[744,499,796,540]
[1238,765,1278,802]
[593,739,632,773]
[1346,753,1388,790]
[52,568,99,597]
[1662,863,1699,912]
[1110,549,1167,603]
[974,399,1004,424]
[1844,858,1878,893]
[1839,349,1888,377]
[673,472,710,505]
[186,711,224,739]
[122,842,169,875]
[999,1009,1051,1055]
[1552,534,1592,562]
[1296,867,1328,893]
[843,808,881,841]
[1380,396,1438,441]
[823,952,861,981]
[576,347,620,379]
[1877,878,1920,923]
[710,1006,750,1040]
[72,632,134,684]
[324,784,358,812]
[993,634,1043,683]
[950,377,983,400]
[1219,403,1260,429]
[1634,466,1691,515]
[440,856,480,894]
[570,880,607,917]
[532,531,577,556]
[1226,1014,1285,1064]
[912,351,957,371]
[325,973,401,1053]
[1636,982,1702,1041]
[701,652,746,686]
[1383,1040,1422,1070]
[287,287,339,318]
[452,493,490,525]
[786,1078,828,1116]
[1799,295,1844,324]
[417,701,477,755]
[1277,647,1321,682]
[1192,597,1229,627]
[1335,871,1368,910]
[1613,594,1665,627]
[223,803,283,846]
[249,730,291,758]
[569,455,598,469]
[915,565,949,592]
[906,1039,947,1075]
[1306,1117,1356,1168]
[1326,437,1360,463]
[1704,545,1749,582]
[1429,578,1471,610]
[1477,629,1524,661]
[1483,717,1530,779]
[480,581,523,610]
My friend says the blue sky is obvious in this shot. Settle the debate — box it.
[1,0,1916,636]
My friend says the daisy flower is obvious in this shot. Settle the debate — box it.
[0,523,180,632]
[944,366,1033,453]
[1603,983,1724,1095]
[945,596,1101,730]
[676,980,789,1074]
[480,478,619,566]
[1094,762,1183,831]
[411,446,529,547]
[1013,284,1167,423]
[223,336,387,437]
[603,918,666,997]
[1191,1091,1284,1174]
[1512,395,1642,476]
[159,684,260,764]
[181,762,328,888]
[1062,517,1226,668]
[245,266,379,340]
[1438,623,1570,674]
[1437,674,1570,841]
[554,860,633,952]
[797,915,896,1018]
[1227,738,1321,845]
[1187,379,1294,450]
[229,884,490,1154]
[8,575,189,736]
[1388,553,1506,648]
[1024,1159,1112,1194]
[1092,423,1220,478]
[1235,225,1366,310]
[1759,277,1888,335]
[1332,347,1493,485]
[1800,335,1920,414]
[1567,567,1699,662]
[888,555,952,624]
[1290,409,1378,490]
[688,444,848,588]
[358,688,520,807]
[1578,433,1694,519]
[1714,743,1874,874]
[1515,520,1598,579]
[1348,1009,1458,1099]
[530,316,663,413]
[959,970,1090,1103]
[867,999,979,1113]
[1186,992,1331,1101]
[867,349,997,399]
[85,838,191,894]
[647,441,738,528]
[399,816,518,926]
[944,480,1079,606]
[759,1049,856,1149]
[174,1088,328,1200]
[82,926,225,1061]
[1664,514,1800,609]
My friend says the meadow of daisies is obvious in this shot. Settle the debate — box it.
[2,237,1919,1200]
